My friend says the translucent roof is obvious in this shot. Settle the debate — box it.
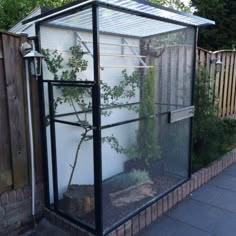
[46,8,186,37]
[98,0,215,26]
[23,0,215,33]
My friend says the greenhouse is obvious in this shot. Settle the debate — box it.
[23,0,215,235]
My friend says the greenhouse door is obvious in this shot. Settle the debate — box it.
[44,80,98,231]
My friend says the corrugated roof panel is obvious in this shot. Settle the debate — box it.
[98,0,215,26]
[47,8,185,37]
[23,0,215,28]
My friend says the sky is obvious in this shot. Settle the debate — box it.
[182,0,190,6]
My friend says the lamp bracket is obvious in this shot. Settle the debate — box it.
[20,42,33,57]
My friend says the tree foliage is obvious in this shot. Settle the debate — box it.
[192,0,236,50]
[148,0,191,12]
[0,0,73,31]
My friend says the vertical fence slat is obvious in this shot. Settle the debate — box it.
[199,49,206,67]
[230,53,235,115]
[2,34,29,188]
[0,34,13,192]
[178,47,184,106]
[227,53,234,115]
[232,54,236,114]
[209,53,215,98]
[222,53,230,117]
[206,52,211,75]
[170,47,177,107]
[213,53,220,109]
[218,53,226,117]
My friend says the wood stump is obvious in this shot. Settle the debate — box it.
[63,184,94,217]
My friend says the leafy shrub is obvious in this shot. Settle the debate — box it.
[124,68,161,166]
[129,169,150,184]
[108,169,150,191]
[192,67,236,172]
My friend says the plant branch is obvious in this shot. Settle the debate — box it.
[67,128,89,188]
[69,97,81,122]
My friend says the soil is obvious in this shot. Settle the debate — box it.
[58,173,183,230]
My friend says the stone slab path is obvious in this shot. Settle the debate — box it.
[138,163,236,236]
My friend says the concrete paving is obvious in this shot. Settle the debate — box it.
[19,219,69,236]
[138,163,236,236]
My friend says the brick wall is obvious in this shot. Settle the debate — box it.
[0,182,45,236]
[44,149,236,236]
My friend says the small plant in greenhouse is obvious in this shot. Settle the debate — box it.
[108,169,150,191]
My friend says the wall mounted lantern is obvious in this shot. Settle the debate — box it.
[24,50,44,77]
[210,57,223,73]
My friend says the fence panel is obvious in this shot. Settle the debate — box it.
[197,48,236,118]
[0,35,235,192]
[0,32,44,193]
[2,33,30,189]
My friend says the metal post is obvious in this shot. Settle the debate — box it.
[188,27,198,178]
[48,82,59,208]
[92,3,103,236]
[35,23,50,207]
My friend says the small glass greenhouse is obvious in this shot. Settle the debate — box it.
[24,0,214,235]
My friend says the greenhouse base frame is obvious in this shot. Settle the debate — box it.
[44,148,236,236]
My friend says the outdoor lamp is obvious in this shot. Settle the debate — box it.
[210,57,223,73]
[24,50,44,77]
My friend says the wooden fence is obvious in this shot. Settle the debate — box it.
[0,32,235,193]
[0,32,43,193]
[197,48,236,117]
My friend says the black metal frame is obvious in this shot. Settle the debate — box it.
[92,3,103,235]
[188,27,198,178]
[46,81,97,234]
[34,1,199,235]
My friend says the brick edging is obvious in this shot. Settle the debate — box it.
[0,182,45,235]
[44,149,236,236]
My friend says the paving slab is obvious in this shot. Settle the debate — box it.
[138,215,212,236]
[19,219,69,236]
[208,173,236,192]
[222,164,236,177]
[191,185,236,213]
[167,198,236,235]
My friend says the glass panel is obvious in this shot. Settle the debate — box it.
[40,7,95,228]
[40,8,94,82]
[53,85,95,228]
[101,115,190,230]
[98,7,195,231]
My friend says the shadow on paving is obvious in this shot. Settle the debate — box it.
[19,219,69,236]
[138,163,236,236]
